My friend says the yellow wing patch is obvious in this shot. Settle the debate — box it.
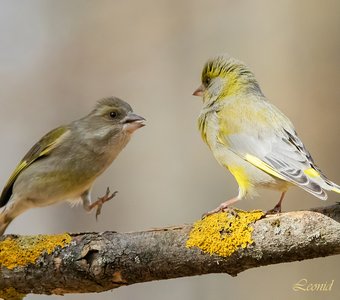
[0,126,70,207]
[332,186,340,193]
[303,168,320,178]
[3,161,29,194]
[244,154,286,180]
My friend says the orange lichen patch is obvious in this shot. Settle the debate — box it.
[0,287,26,300]
[0,233,72,270]
[186,209,264,257]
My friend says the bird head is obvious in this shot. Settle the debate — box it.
[80,97,145,142]
[193,54,262,105]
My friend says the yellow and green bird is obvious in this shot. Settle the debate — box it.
[193,54,340,215]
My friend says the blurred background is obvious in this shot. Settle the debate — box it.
[0,0,339,299]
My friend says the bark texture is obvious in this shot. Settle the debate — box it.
[0,204,339,297]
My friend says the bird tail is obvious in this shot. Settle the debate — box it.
[321,177,340,194]
[331,183,340,194]
[0,209,12,235]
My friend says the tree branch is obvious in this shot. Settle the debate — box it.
[0,204,339,298]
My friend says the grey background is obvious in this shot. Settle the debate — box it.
[0,0,339,299]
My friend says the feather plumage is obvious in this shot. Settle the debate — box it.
[195,54,339,214]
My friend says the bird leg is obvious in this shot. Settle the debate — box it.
[203,197,239,218]
[82,187,118,220]
[266,191,286,214]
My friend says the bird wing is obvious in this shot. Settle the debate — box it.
[222,127,328,200]
[0,126,70,207]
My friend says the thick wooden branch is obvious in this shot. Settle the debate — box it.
[0,204,339,297]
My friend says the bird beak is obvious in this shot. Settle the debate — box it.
[121,112,145,133]
[192,84,205,97]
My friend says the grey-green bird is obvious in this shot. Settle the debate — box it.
[0,97,145,235]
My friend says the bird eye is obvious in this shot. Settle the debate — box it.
[204,77,211,86]
[109,111,117,119]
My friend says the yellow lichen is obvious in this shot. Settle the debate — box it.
[0,287,26,300]
[186,209,264,257]
[0,233,72,270]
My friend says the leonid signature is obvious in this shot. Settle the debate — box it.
[293,278,334,292]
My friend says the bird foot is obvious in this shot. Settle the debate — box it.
[202,197,239,218]
[266,204,282,215]
[88,187,118,220]
[266,192,285,215]
[202,203,231,218]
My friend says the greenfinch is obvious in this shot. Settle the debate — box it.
[193,54,339,215]
[0,97,145,235]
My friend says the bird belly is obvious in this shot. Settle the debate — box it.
[214,145,290,195]
[200,110,291,197]
[12,158,96,207]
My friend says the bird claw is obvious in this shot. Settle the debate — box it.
[202,206,240,219]
[89,187,118,220]
[202,205,228,218]
[202,197,239,219]
[265,204,282,215]
[266,192,285,215]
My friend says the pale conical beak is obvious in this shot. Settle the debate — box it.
[121,112,145,133]
[192,84,205,97]
[121,113,145,124]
